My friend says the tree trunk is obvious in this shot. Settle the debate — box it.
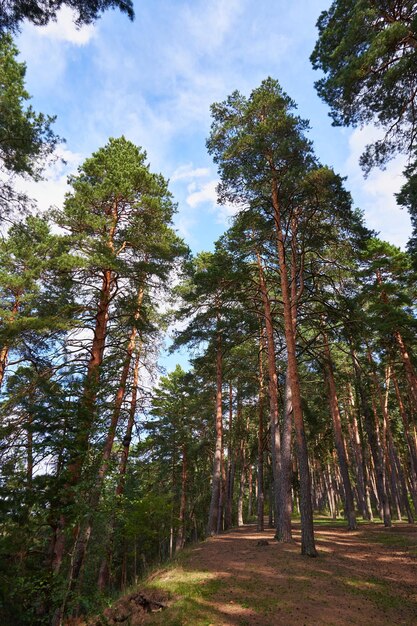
[237,447,246,527]
[255,252,281,527]
[217,438,226,533]
[393,330,417,410]
[323,333,357,530]
[351,348,391,526]
[224,382,234,529]
[257,340,265,532]
[51,268,115,581]
[247,464,253,519]
[0,294,20,389]
[270,176,316,556]
[207,330,223,535]
[277,369,293,541]
[345,386,369,519]
[325,464,336,519]
[176,445,187,551]
[64,287,145,591]
[98,348,141,591]
[392,372,417,511]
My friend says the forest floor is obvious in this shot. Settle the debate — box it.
[85,519,417,626]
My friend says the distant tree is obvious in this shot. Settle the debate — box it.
[0,0,134,32]
[311,0,417,171]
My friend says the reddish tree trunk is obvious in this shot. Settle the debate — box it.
[257,334,265,532]
[0,295,20,389]
[392,372,417,511]
[345,387,369,519]
[351,348,391,526]
[277,369,294,541]
[98,348,141,591]
[269,173,316,556]
[255,251,281,528]
[51,268,115,580]
[65,286,145,590]
[224,382,234,529]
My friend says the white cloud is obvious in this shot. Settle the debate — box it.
[186,180,218,208]
[171,164,210,182]
[37,7,96,45]
[344,127,411,248]
[186,179,239,224]
[15,147,83,213]
[183,0,246,53]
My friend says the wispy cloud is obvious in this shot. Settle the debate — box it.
[15,147,83,213]
[186,180,217,209]
[183,0,246,53]
[171,164,210,182]
[186,178,239,225]
[344,126,411,248]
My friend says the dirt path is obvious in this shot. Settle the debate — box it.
[90,521,417,626]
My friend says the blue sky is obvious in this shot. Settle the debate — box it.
[17,0,411,253]
[15,0,412,372]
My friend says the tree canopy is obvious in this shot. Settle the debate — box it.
[311,0,417,171]
[0,0,134,32]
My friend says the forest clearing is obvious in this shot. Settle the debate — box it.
[1,1,417,625]
[72,520,417,626]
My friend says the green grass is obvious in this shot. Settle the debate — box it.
[150,567,223,599]
[93,519,417,625]
[146,567,225,625]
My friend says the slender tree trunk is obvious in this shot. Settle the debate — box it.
[237,446,246,527]
[368,352,393,527]
[247,464,253,519]
[351,348,391,527]
[26,414,33,488]
[277,369,293,541]
[207,330,223,535]
[393,449,414,523]
[71,268,114,480]
[346,387,369,519]
[0,294,20,389]
[257,339,265,532]
[323,333,357,530]
[217,439,226,533]
[224,382,234,529]
[324,464,336,519]
[256,253,281,527]
[393,330,417,410]
[393,372,417,511]
[269,175,316,556]
[276,214,299,541]
[268,482,274,528]
[176,445,187,551]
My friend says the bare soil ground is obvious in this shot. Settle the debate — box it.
[86,520,417,626]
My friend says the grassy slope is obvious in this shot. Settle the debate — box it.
[88,518,417,626]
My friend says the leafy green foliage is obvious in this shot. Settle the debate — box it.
[311,0,417,171]
[0,0,134,32]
